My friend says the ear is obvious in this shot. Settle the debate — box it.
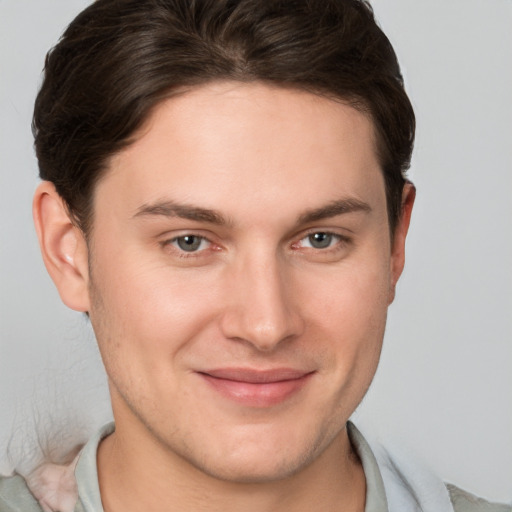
[33,181,91,312]
[388,181,416,304]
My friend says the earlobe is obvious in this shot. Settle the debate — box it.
[33,181,91,312]
[388,181,416,304]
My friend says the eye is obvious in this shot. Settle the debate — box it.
[170,235,210,253]
[301,232,339,249]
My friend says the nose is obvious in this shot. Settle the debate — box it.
[220,253,304,352]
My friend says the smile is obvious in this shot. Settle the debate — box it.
[197,368,315,407]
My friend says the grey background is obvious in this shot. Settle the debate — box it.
[1,0,511,502]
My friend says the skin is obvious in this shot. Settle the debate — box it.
[33,81,414,511]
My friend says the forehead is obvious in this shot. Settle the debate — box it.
[99,81,385,224]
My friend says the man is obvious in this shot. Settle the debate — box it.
[0,0,509,511]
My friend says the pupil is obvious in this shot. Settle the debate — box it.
[309,232,331,249]
[177,236,201,251]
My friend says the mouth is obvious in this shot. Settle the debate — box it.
[197,368,315,407]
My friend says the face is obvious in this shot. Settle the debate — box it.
[85,82,404,482]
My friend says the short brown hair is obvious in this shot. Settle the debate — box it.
[33,0,415,236]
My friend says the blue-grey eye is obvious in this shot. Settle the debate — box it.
[175,235,204,252]
[307,232,333,249]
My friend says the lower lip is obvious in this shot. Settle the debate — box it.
[199,373,313,407]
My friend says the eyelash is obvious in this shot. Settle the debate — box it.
[162,235,214,258]
[162,231,350,258]
[293,231,349,251]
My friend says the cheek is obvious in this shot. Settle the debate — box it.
[297,251,391,377]
[87,248,224,373]
[303,252,390,330]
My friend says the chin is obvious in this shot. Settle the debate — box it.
[178,422,336,485]
[192,450,313,484]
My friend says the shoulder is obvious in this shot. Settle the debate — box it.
[448,483,512,512]
[0,474,42,512]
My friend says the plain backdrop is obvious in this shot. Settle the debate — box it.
[1,0,511,503]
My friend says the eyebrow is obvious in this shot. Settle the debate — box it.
[133,200,229,225]
[297,198,372,224]
[133,197,371,226]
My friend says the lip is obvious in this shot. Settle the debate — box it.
[197,368,314,407]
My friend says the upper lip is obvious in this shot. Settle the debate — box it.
[199,368,314,383]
